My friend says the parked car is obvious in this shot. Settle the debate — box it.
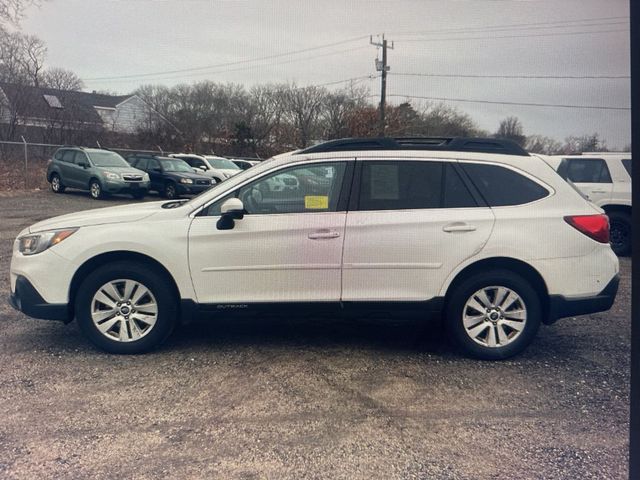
[169,154,241,183]
[542,152,632,256]
[126,154,214,199]
[11,137,618,359]
[231,159,260,170]
[46,147,150,200]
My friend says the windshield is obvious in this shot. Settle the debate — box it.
[159,159,194,172]
[88,151,130,167]
[207,157,240,170]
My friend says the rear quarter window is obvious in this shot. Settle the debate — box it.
[461,163,549,206]
[622,159,631,177]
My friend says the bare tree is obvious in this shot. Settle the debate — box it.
[19,33,45,86]
[41,67,84,90]
[495,116,526,146]
[525,135,563,155]
[561,134,607,154]
[281,84,326,148]
[0,0,41,28]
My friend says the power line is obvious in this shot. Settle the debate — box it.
[84,46,370,84]
[83,35,369,81]
[391,16,629,36]
[391,72,630,80]
[398,29,626,44]
[387,94,630,111]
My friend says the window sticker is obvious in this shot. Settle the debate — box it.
[370,164,399,200]
[304,195,329,209]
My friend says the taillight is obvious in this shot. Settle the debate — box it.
[564,214,610,243]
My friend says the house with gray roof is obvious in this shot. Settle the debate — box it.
[0,82,167,139]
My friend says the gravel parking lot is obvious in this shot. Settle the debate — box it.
[0,190,631,480]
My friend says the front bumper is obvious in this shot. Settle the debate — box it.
[103,180,150,194]
[547,274,619,324]
[8,275,71,322]
[176,183,213,195]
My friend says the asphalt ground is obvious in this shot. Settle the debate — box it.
[0,189,631,479]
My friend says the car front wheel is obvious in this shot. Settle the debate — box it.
[163,182,177,199]
[89,180,104,200]
[50,173,66,193]
[75,262,177,354]
[446,270,541,360]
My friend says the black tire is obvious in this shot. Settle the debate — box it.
[445,270,542,360]
[163,182,178,199]
[608,211,631,256]
[50,173,66,193]
[75,261,177,354]
[89,179,104,200]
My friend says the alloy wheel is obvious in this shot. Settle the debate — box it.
[462,286,527,348]
[51,175,61,192]
[609,219,630,254]
[90,182,101,199]
[91,279,158,342]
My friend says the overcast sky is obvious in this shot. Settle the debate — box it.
[23,0,631,148]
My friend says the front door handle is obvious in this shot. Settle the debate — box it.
[308,230,341,240]
[443,223,477,233]
[591,190,608,194]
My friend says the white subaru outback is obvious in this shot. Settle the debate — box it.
[9,137,619,359]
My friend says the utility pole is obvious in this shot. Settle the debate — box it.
[370,34,393,136]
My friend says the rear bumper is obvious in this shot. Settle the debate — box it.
[8,275,70,322]
[547,274,619,323]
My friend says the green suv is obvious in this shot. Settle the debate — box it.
[46,147,150,200]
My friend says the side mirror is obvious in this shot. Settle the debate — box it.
[217,198,245,230]
[80,162,89,169]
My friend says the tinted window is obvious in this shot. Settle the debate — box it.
[73,152,88,166]
[622,159,631,177]
[443,164,477,208]
[61,150,75,163]
[559,158,612,183]
[359,161,443,210]
[54,150,64,161]
[135,158,149,170]
[148,159,160,171]
[462,163,548,206]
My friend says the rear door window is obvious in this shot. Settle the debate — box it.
[61,150,75,163]
[461,163,549,206]
[558,158,612,183]
[357,161,477,211]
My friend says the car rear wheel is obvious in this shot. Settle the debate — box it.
[75,262,177,354]
[50,174,65,193]
[446,270,541,360]
[89,180,104,200]
[608,211,631,256]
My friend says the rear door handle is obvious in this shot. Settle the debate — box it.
[308,230,341,240]
[443,223,477,233]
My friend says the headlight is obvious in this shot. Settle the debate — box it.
[180,178,193,184]
[142,173,150,181]
[18,228,78,255]
[104,171,120,180]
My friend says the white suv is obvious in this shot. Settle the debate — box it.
[543,152,632,255]
[9,137,619,359]
[170,154,241,183]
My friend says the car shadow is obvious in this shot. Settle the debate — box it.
[163,313,453,356]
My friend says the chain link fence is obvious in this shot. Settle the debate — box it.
[0,139,170,192]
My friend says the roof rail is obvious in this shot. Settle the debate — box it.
[296,137,530,156]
